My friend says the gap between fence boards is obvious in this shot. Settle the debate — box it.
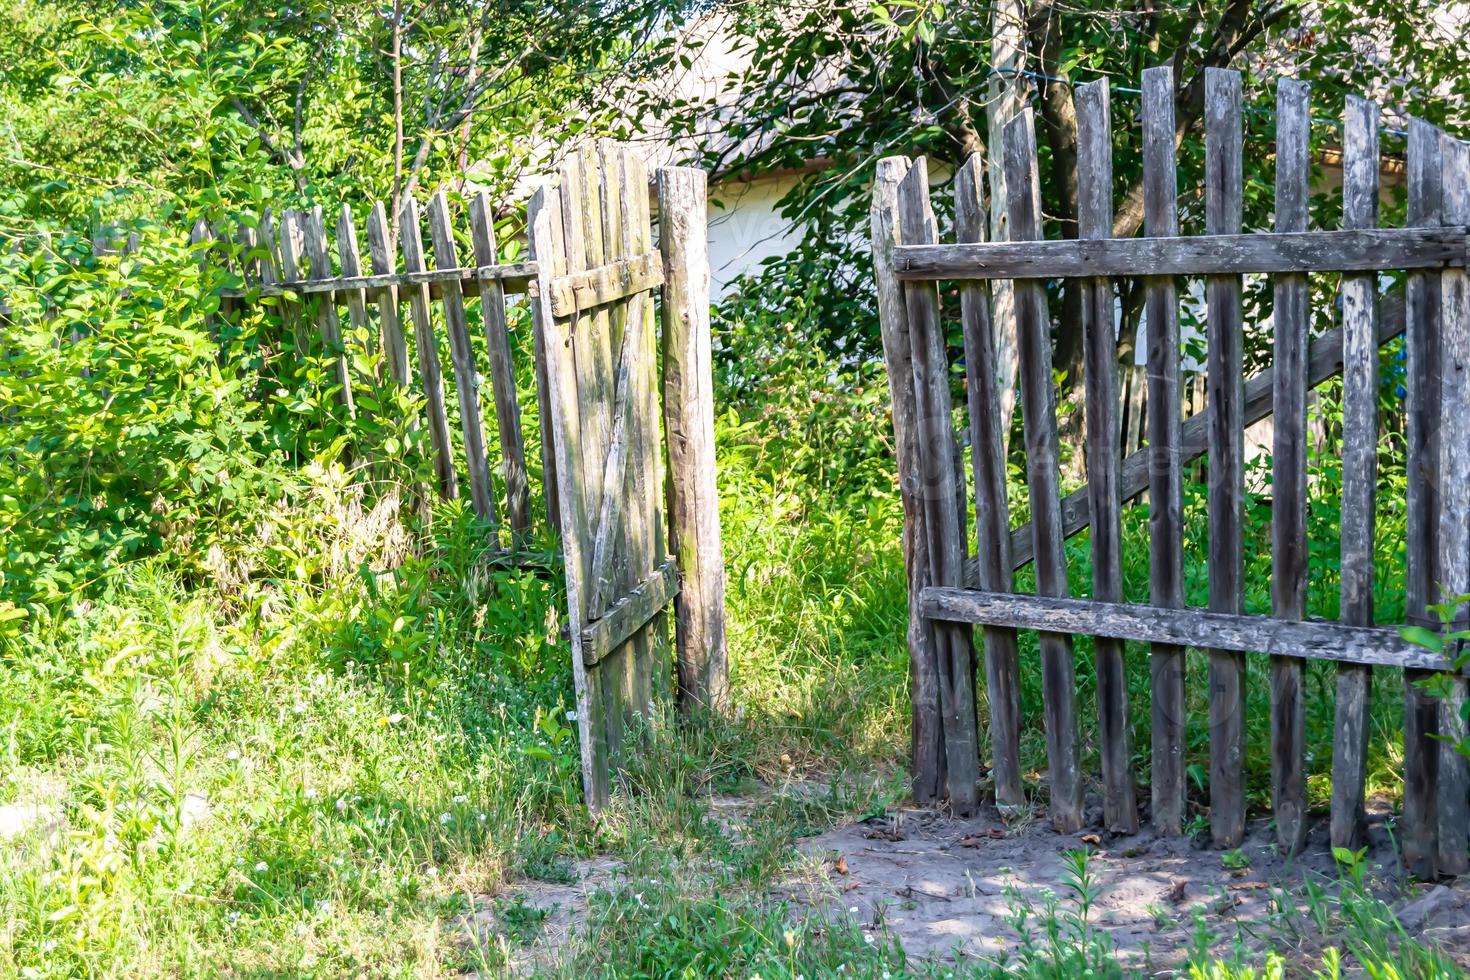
[985,290,1409,578]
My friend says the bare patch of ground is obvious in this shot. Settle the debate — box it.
[460,789,1470,974]
[460,856,622,975]
[776,801,1469,969]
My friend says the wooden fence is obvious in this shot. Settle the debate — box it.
[203,142,727,809]
[872,67,1469,875]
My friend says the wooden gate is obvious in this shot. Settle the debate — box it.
[200,142,727,812]
[873,67,1470,875]
[529,144,726,808]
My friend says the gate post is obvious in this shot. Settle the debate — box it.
[656,167,729,715]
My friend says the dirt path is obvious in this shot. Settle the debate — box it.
[777,801,1468,969]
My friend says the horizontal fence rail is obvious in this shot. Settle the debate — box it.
[219,261,538,300]
[893,227,1468,280]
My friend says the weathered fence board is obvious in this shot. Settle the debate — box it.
[900,157,982,817]
[1204,68,1248,850]
[1403,118,1444,880]
[955,155,1024,812]
[1436,133,1470,876]
[366,203,411,388]
[398,197,460,500]
[469,193,532,543]
[891,228,1465,280]
[427,191,496,525]
[1269,77,1310,856]
[920,589,1453,672]
[1332,94,1380,852]
[872,157,947,804]
[659,167,730,716]
[1142,65,1187,837]
[1076,79,1136,834]
[1005,110,1083,832]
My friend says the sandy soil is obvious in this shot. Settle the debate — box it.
[776,801,1470,970]
[467,794,1470,974]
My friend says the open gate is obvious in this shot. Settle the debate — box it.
[201,141,726,812]
[529,144,727,808]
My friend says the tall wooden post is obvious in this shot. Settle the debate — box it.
[657,167,729,715]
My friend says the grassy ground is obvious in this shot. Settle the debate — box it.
[0,282,1460,975]
[2,443,1461,977]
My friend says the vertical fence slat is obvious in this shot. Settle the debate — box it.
[872,156,946,803]
[427,191,497,526]
[1076,78,1137,834]
[278,210,306,343]
[1205,68,1247,849]
[1403,118,1443,879]
[622,148,665,718]
[1269,78,1310,856]
[899,157,982,817]
[335,205,373,362]
[302,206,355,416]
[955,154,1025,812]
[1142,66,1187,836]
[366,203,411,389]
[659,166,730,715]
[560,152,629,775]
[398,197,459,499]
[1332,95,1380,851]
[528,179,607,807]
[592,143,641,729]
[1436,133,1470,877]
[1004,111,1084,831]
[468,192,533,542]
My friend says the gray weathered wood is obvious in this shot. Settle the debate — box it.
[468,193,533,543]
[277,209,307,344]
[573,148,630,771]
[892,227,1464,281]
[528,176,605,806]
[366,203,411,389]
[581,558,678,666]
[659,166,730,715]
[1076,78,1137,834]
[1270,77,1310,856]
[1000,295,1408,573]
[547,251,664,317]
[1205,68,1246,849]
[1006,111,1083,832]
[920,588,1454,672]
[219,261,537,299]
[1142,65,1187,836]
[398,197,459,499]
[621,145,667,719]
[1436,132,1470,877]
[302,206,355,416]
[1332,95,1380,852]
[427,191,497,525]
[872,156,946,804]
[900,157,981,817]
[1403,117,1444,879]
[954,154,1024,812]
[335,205,373,369]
